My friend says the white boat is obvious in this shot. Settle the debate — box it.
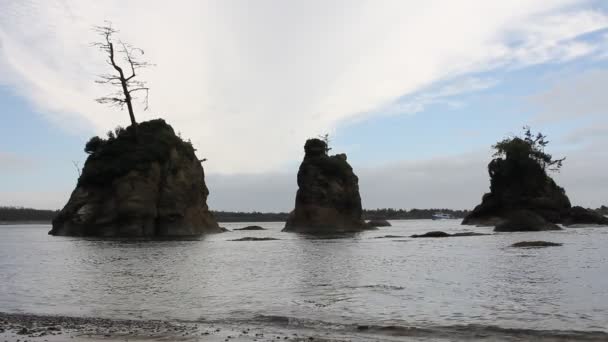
[432,213,453,220]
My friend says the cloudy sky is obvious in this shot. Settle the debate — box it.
[1,0,607,211]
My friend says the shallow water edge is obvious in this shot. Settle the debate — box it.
[2,311,608,342]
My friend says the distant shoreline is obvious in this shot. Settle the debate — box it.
[0,217,465,225]
[2,206,471,224]
[0,221,52,225]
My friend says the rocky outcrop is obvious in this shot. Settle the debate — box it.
[366,219,392,228]
[410,231,489,238]
[283,139,367,233]
[234,225,266,231]
[562,206,608,227]
[50,119,220,237]
[462,137,607,230]
[495,210,561,232]
[229,237,279,241]
[511,241,562,248]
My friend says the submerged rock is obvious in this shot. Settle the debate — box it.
[283,139,367,233]
[366,219,392,228]
[462,134,607,230]
[234,225,266,231]
[411,231,451,238]
[511,241,563,248]
[229,237,279,241]
[410,231,489,238]
[50,119,220,237]
[451,232,489,237]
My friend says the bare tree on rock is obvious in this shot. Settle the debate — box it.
[93,23,151,137]
[318,133,332,154]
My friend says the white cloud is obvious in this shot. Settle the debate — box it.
[205,151,492,212]
[553,144,608,207]
[532,68,608,122]
[563,123,608,144]
[1,0,608,174]
[0,151,33,173]
[206,147,608,211]
[504,10,608,66]
[375,76,498,117]
[4,146,606,211]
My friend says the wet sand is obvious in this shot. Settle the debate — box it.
[0,312,340,342]
[3,312,608,342]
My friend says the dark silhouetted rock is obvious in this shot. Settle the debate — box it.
[411,231,489,238]
[366,219,391,228]
[283,139,366,233]
[411,231,451,238]
[50,119,220,237]
[463,135,606,229]
[450,232,490,237]
[229,237,279,241]
[234,225,266,231]
[511,241,562,248]
[562,206,608,226]
[373,235,406,239]
[495,210,561,232]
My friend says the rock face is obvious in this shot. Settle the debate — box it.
[50,119,220,237]
[494,210,561,232]
[562,206,608,227]
[283,139,367,233]
[462,138,608,230]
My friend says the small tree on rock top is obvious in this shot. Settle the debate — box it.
[93,22,151,138]
[492,126,565,172]
[318,133,332,154]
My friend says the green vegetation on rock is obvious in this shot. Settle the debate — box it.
[51,118,219,237]
[463,127,608,229]
[80,119,196,186]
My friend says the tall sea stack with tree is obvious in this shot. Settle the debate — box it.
[50,24,219,236]
[462,127,608,231]
[283,137,367,233]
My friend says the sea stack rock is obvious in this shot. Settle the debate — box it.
[462,136,608,230]
[283,139,367,233]
[50,119,220,236]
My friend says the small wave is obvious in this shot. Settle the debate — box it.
[247,315,608,341]
[347,284,405,291]
[357,323,608,341]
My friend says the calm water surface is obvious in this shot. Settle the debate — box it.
[1,220,608,333]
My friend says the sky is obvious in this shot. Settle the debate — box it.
[1,0,608,211]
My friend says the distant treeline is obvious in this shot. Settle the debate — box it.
[2,206,606,223]
[212,211,289,222]
[0,206,59,223]
[212,208,471,222]
[364,208,469,220]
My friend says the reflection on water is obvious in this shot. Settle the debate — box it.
[1,221,608,332]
